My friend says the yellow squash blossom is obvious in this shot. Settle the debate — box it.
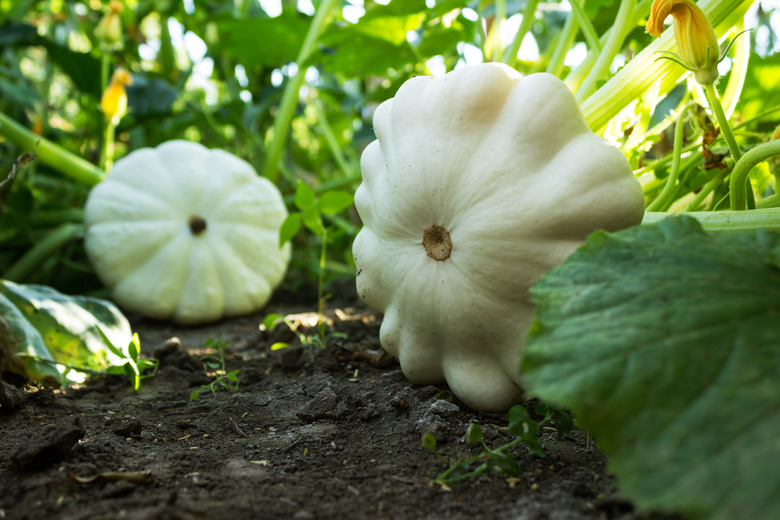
[101,68,132,126]
[646,0,720,85]
[95,1,124,45]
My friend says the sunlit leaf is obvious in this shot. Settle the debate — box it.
[318,190,353,215]
[738,52,780,125]
[279,213,302,246]
[0,280,134,383]
[302,207,325,237]
[294,180,316,210]
[215,10,311,68]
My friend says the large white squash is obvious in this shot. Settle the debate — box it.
[84,140,290,325]
[353,63,644,412]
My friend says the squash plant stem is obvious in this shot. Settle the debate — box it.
[501,0,540,66]
[704,83,742,163]
[643,208,780,231]
[545,4,579,76]
[262,0,339,183]
[3,223,84,282]
[575,0,635,102]
[568,0,601,55]
[0,110,104,187]
[729,140,780,211]
[646,104,690,212]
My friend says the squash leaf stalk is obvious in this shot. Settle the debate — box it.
[0,110,103,187]
[261,0,340,183]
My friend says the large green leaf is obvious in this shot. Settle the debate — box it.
[125,75,179,119]
[0,291,61,386]
[214,10,311,68]
[522,216,780,520]
[0,280,134,384]
[0,23,101,97]
[738,52,780,125]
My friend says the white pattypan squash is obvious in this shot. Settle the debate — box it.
[353,63,644,412]
[84,140,290,325]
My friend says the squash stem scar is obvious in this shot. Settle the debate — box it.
[423,224,452,261]
[188,215,207,235]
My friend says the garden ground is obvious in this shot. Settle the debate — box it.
[1,286,679,520]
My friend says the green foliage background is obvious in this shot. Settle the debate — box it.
[1,0,779,296]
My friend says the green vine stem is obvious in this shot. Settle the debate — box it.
[720,22,750,118]
[312,100,356,177]
[730,140,780,210]
[261,0,339,183]
[646,104,690,212]
[566,0,649,93]
[3,223,84,282]
[28,208,85,226]
[545,3,579,76]
[317,227,328,321]
[0,111,104,187]
[101,121,117,172]
[575,0,635,102]
[580,0,754,132]
[643,208,780,231]
[501,0,539,66]
[685,169,728,211]
[757,193,780,209]
[568,0,601,55]
[491,0,506,62]
[704,83,742,162]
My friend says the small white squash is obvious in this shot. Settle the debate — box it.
[84,140,290,325]
[353,63,644,412]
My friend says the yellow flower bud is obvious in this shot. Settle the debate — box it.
[95,1,124,45]
[101,68,132,125]
[646,0,720,85]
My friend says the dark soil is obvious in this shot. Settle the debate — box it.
[1,288,677,520]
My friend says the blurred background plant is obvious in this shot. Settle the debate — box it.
[1,0,778,300]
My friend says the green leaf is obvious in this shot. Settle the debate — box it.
[294,180,316,211]
[421,432,437,452]
[214,10,311,68]
[302,207,324,237]
[279,213,302,247]
[0,280,134,383]
[261,313,284,330]
[125,75,178,119]
[351,13,425,46]
[507,405,546,457]
[488,451,518,476]
[0,78,40,106]
[464,422,482,445]
[738,52,780,124]
[522,216,780,520]
[317,30,417,77]
[318,190,353,215]
[34,32,102,97]
[127,334,141,360]
[0,292,62,385]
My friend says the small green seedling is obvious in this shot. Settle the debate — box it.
[262,313,346,351]
[279,180,354,319]
[190,337,240,401]
[97,328,159,391]
[423,403,573,486]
